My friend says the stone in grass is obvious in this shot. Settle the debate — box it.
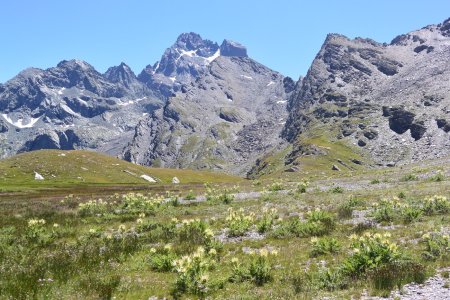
[332,164,341,171]
[34,172,44,180]
[172,177,180,184]
[285,166,300,172]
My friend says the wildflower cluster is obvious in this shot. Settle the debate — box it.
[226,208,255,237]
[421,232,449,261]
[148,244,178,272]
[343,232,401,276]
[78,199,112,216]
[204,184,238,204]
[229,248,278,286]
[422,195,449,215]
[257,207,280,233]
[296,180,310,194]
[172,246,216,297]
[372,197,407,223]
[120,193,164,215]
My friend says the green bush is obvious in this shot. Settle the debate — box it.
[148,244,178,272]
[421,233,450,261]
[310,237,340,257]
[330,186,344,194]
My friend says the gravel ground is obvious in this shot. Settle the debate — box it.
[362,268,450,300]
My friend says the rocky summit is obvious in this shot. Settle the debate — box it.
[1,18,450,176]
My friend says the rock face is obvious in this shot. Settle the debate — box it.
[124,48,292,175]
[220,40,248,57]
[0,59,163,159]
[283,18,450,167]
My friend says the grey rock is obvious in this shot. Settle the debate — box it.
[220,39,248,57]
[332,164,341,171]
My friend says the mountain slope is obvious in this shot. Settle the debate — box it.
[279,18,450,172]
[123,33,294,175]
[0,150,240,186]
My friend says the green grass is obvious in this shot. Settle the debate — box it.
[0,149,242,188]
[0,150,449,299]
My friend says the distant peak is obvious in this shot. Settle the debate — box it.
[220,39,247,57]
[104,62,136,83]
[172,32,219,54]
[56,59,94,70]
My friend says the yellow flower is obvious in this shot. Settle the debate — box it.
[260,249,269,257]
[271,250,279,256]
[204,228,214,237]
[164,244,172,251]
[200,274,208,282]
[422,233,431,240]
[139,213,146,218]
[89,228,96,234]
[310,237,319,244]
[231,257,239,264]
[53,223,59,228]
[209,248,217,255]
[136,218,143,224]
[150,247,157,254]
[118,224,126,232]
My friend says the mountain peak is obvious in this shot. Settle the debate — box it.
[104,62,137,85]
[220,39,247,57]
[56,59,94,71]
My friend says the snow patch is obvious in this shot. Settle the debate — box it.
[140,174,156,183]
[276,100,287,104]
[153,61,160,74]
[206,49,221,63]
[169,76,176,83]
[179,49,197,57]
[1,114,41,128]
[266,81,275,86]
[61,104,80,116]
[34,172,44,180]
[118,100,134,106]
[57,87,66,95]
[240,75,253,80]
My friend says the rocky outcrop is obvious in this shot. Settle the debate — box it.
[282,18,450,167]
[220,40,248,57]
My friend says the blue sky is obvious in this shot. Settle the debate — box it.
[1,0,449,82]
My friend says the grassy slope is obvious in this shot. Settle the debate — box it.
[0,150,241,188]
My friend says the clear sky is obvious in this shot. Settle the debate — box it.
[1,0,449,83]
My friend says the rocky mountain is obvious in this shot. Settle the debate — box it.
[0,59,163,159]
[280,18,450,171]
[2,19,449,177]
[123,33,294,175]
[0,33,293,176]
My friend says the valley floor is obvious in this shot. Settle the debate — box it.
[0,158,449,299]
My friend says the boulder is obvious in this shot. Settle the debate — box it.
[332,164,341,171]
[172,177,180,184]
